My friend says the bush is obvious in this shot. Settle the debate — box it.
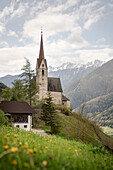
[0,109,9,126]
[56,104,71,116]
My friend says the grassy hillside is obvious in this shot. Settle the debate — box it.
[0,125,113,170]
[74,92,113,128]
[33,111,113,151]
[64,59,113,109]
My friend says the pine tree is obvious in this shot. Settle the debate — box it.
[20,58,37,105]
[40,93,59,134]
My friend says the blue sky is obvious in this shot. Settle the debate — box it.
[0,0,113,76]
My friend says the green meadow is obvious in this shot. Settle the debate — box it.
[0,125,113,170]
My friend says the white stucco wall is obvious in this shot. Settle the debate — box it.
[14,115,32,131]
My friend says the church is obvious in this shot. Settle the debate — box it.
[36,31,70,107]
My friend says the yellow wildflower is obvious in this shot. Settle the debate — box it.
[19,142,22,146]
[45,146,48,149]
[14,134,17,138]
[28,134,30,137]
[13,141,16,145]
[11,147,18,153]
[40,150,42,153]
[12,160,17,166]
[28,149,33,153]
[75,149,77,152]
[24,162,29,167]
[24,144,28,149]
[3,136,7,139]
[17,138,20,141]
[42,160,48,166]
[68,147,71,150]
[4,145,8,150]
[33,148,37,153]
[104,158,107,161]
[7,134,10,137]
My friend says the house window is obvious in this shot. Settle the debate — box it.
[24,125,27,128]
[13,115,28,123]
[16,125,19,128]
[42,70,44,75]
[42,64,44,67]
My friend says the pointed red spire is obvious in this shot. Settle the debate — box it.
[39,29,44,59]
[37,29,47,68]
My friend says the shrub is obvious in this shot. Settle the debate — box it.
[0,109,9,126]
[56,104,71,116]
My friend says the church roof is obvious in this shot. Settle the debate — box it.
[48,77,63,92]
[0,101,37,114]
[37,31,47,69]
[62,95,70,101]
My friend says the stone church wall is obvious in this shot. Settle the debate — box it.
[49,91,62,105]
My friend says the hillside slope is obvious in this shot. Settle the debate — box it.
[74,92,113,127]
[64,59,113,109]
[0,125,113,170]
[0,74,20,88]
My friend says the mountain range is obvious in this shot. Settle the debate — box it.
[49,60,104,87]
[0,60,104,88]
[64,59,113,109]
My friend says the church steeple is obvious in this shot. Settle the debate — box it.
[37,30,47,69]
[39,30,44,59]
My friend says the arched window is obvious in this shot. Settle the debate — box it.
[42,70,44,75]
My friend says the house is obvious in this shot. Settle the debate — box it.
[0,101,36,131]
[36,31,70,107]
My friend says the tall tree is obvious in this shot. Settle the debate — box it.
[40,93,59,134]
[0,87,12,101]
[12,80,26,101]
[21,58,36,105]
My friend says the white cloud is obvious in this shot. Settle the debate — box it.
[0,41,9,48]
[23,12,76,41]
[0,45,38,77]
[67,27,89,47]
[0,23,5,34]
[76,48,113,63]
[0,43,112,77]
[8,30,18,37]
[0,1,15,20]
[11,2,28,18]
[78,1,105,30]
[97,37,106,43]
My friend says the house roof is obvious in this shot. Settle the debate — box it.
[62,95,70,101]
[0,101,37,114]
[48,77,63,92]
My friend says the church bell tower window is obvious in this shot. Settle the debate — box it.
[42,70,44,75]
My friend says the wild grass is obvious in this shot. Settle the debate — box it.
[0,125,113,170]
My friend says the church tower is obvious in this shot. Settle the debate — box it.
[36,31,48,100]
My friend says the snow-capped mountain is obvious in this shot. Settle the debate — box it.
[0,60,105,88]
[49,60,104,72]
[48,60,105,87]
